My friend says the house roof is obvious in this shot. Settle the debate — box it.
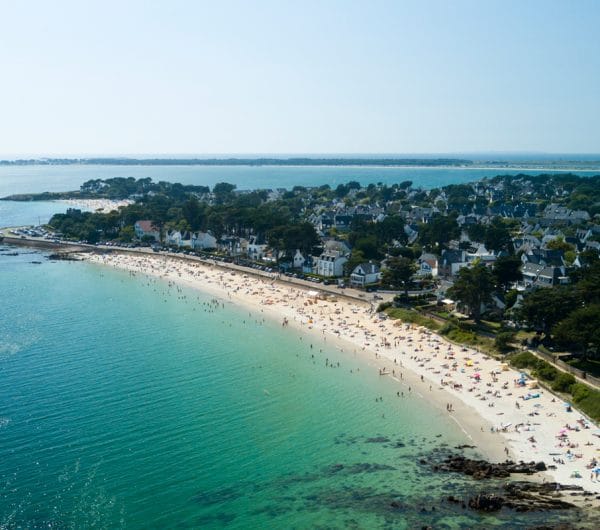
[353,262,380,275]
[136,220,159,232]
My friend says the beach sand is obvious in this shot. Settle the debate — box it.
[56,199,133,212]
[85,250,600,493]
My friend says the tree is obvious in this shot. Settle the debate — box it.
[484,218,513,253]
[375,215,405,246]
[213,182,236,204]
[447,264,494,321]
[492,255,522,292]
[467,223,486,243]
[547,237,575,253]
[517,287,580,334]
[574,261,600,305]
[382,257,416,298]
[553,305,600,359]
[418,216,460,249]
[267,223,320,258]
[118,225,135,242]
[352,235,381,260]
[344,250,366,276]
[495,331,516,353]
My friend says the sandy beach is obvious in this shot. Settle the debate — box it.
[56,198,133,212]
[86,250,600,493]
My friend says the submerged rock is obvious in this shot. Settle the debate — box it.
[459,482,579,513]
[468,493,504,512]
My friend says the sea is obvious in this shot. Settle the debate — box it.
[0,163,599,227]
[1,166,598,528]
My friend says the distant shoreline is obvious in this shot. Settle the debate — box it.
[1,160,599,172]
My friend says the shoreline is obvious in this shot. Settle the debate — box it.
[83,250,600,494]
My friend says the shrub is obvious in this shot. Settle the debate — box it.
[551,372,576,393]
[495,331,516,353]
[439,322,456,336]
[510,352,538,369]
[376,301,392,313]
[571,383,592,403]
[533,361,559,382]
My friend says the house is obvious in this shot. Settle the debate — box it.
[316,251,348,277]
[192,231,217,250]
[350,262,381,287]
[165,230,193,248]
[247,236,267,260]
[439,249,468,277]
[521,248,565,268]
[416,252,439,277]
[279,249,306,271]
[466,244,497,267]
[543,204,590,224]
[218,236,241,255]
[134,220,161,241]
[520,262,568,288]
[322,239,351,256]
[293,249,305,269]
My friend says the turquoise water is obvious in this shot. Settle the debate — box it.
[0,200,74,228]
[0,250,589,528]
[1,163,599,197]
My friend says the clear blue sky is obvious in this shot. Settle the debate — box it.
[0,0,599,155]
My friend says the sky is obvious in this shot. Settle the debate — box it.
[0,0,599,156]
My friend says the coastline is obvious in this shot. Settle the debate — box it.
[83,250,600,494]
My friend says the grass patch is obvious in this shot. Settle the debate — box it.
[385,307,441,331]
[438,323,497,354]
[479,320,502,333]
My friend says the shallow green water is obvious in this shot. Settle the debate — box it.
[0,250,588,528]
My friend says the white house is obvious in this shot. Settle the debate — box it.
[350,262,381,287]
[165,230,182,246]
[466,244,497,267]
[416,253,439,277]
[165,230,193,248]
[192,231,217,250]
[316,250,347,277]
[293,249,305,269]
[134,220,161,241]
[247,236,268,260]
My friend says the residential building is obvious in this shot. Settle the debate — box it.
[134,220,161,241]
[349,262,381,287]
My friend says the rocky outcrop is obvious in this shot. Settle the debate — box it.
[431,455,546,479]
[464,482,579,512]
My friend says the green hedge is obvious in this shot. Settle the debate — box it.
[551,373,576,393]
